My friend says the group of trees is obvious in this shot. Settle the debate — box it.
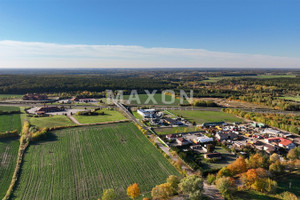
[193,100,218,107]
[208,149,300,199]
[223,108,300,134]
[98,175,204,200]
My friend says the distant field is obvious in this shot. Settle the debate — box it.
[279,96,300,102]
[154,126,199,135]
[12,123,179,199]
[0,138,19,199]
[123,93,189,106]
[29,115,75,128]
[256,74,296,78]
[0,106,20,112]
[169,110,242,124]
[73,110,126,124]
[0,94,23,100]
[201,74,296,82]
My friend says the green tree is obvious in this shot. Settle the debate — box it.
[151,183,174,200]
[280,191,298,200]
[166,175,180,194]
[287,147,300,160]
[102,189,117,200]
[216,177,235,199]
[179,175,204,200]
[207,174,216,185]
[269,160,284,175]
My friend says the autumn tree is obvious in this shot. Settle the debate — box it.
[127,183,140,200]
[227,157,247,175]
[269,153,280,163]
[179,175,204,200]
[102,189,117,200]
[151,183,174,200]
[217,167,232,178]
[247,153,267,169]
[287,147,300,160]
[269,160,284,175]
[166,175,180,194]
[252,178,277,193]
[280,191,298,200]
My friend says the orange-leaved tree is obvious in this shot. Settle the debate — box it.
[127,183,141,199]
[227,157,247,175]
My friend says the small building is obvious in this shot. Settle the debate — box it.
[137,109,156,118]
[166,134,176,141]
[265,137,295,150]
[204,153,222,160]
[37,106,65,113]
[176,137,190,146]
[193,136,213,144]
[216,132,238,141]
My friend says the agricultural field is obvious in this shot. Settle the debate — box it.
[0,138,19,199]
[29,115,75,128]
[123,93,189,106]
[0,106,22,133]
[12,123,179,199]
[0,94,23,100]
[169,110,243,124]
[73,110,126,124]
[154,126,199,135]
[279,96,300,102]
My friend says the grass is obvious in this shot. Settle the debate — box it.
[154,126,199,135]
[0,107,22,133]
[0,138,19,199]
[12,123,179,200]
[276,171,300,197]
[0,94,23,100]
[233,190,278,200]
[29,115,75,128]
[73,110,126,124]
[256,74,296,79]
[132,111,143,120]
[123,93,189,106]
[169,110,243,124]
[279,96,300,102]
[202,146,236,170]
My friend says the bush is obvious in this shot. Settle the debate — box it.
[207,174,216,185]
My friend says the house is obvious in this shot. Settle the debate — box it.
[251,122,265,128]
[166,134,176,141]
[216,131,238,141]
[176,137,190,146]
[37,106,65,113]
[263,128,281,137]
[23,94,48,100]
[137,109,156,118]
[233,141,245,149]
[204,153,222,160]
[193,136,213,144]
[164,118,178,126]
[265,137,295,150]
[201,121,225,128]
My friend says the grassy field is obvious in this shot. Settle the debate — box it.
[277,171,300,197]
[12,123,179,199]
[233,190,278,200]
[73,110,126,124]
[202,146,236,170]
[169,110,243,124]
[279,96,300,102]
[0,94,23,100]
[132,111,143,120]
[0,138,19,199]
[29,115,75,128]
[123,93,189,106]
[154,126,199,135]
[0,106,22,133]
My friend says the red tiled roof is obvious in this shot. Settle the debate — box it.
[279,139,292,146]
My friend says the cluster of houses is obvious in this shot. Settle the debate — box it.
[137,109,190,127]
[36,106,65,115]
[163,121,298,160]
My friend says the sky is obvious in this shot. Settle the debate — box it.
[0,0,299,68]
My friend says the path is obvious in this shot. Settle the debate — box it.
[67,114,82,125]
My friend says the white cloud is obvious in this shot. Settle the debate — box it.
[0,40,299,68]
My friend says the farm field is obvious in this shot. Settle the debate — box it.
[29,115,75,128]
[0,106,22,133]
[123,93,189,106]
[169,110,243,124]
[73,110,126,124]
[0,106,20,112]
[0,94,23,100]
[12,123,179,200]
[154,126,199,135]
[279,96,300,102]
[0,138,19,199]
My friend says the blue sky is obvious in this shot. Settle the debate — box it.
[0,0,299,68]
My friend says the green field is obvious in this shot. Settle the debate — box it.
[0,138,19,199]
[0,106,20,112]
[0,94,23,100]
[202,147,236,170]
[12,123,179,199]
[73,110,126,124]
[154,126,199,135]
[169,110,243,124]
[277,171,300,197]
[0,106,22,133]
[29,115,75,128]
[123,93,189,106]
[132,111,143,120]
[279,96,300,102]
